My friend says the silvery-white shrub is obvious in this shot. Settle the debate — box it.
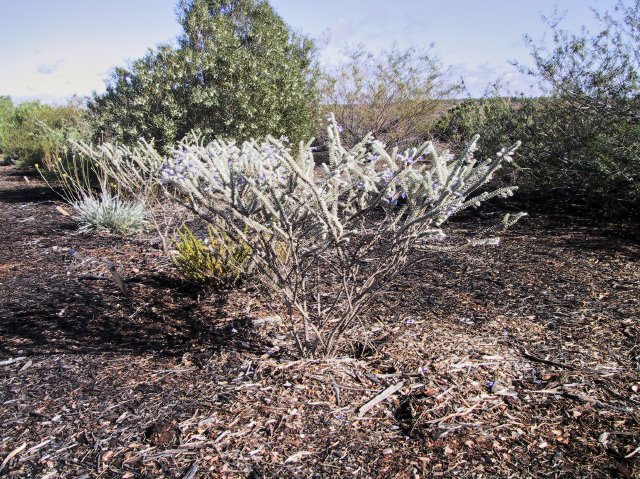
[159,114,525,357]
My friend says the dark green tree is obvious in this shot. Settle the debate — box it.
[89,45,186,150]
[89,0,319,151]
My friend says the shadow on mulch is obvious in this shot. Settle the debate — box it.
[0,267,260,358]
[0,184,58,203]
[0,168,59,200]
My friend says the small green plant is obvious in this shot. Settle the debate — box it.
[172,224,252,286]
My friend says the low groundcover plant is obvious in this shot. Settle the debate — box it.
[172,224,252,286]
[39,154,147,235]
[74,189,145,234]
[158,114,525,357]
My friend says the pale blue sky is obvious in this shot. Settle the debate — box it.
[0,0,619,103]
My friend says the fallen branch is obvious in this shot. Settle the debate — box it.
[522,349,575,370]
[0,357,27,366]
[357,381,404,417]
[77,274,109,281]
[625,444,640,459]
[0,443,26,473]
[181,461,199,479]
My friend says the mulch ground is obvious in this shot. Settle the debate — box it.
[1,165,639,478]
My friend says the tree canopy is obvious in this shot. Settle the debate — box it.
[89,0,319,151]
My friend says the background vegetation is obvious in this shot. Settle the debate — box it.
[435,1,640,216]
[319,46,460,151]
[1,0,638,217]
[0,97,90,168]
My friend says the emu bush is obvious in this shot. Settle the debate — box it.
[0,96,12,158]
[159,115,524,357]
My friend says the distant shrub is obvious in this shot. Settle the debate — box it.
[434,98,525,155]
[480,0,640,216]
[319,46,460,151]
[3,99,90,168]
[0,96,12,157]
[435,93,640,215]
[172,224,251,286]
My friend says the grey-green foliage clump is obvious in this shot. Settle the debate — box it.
[158,115,524,357]
[435,93,640,216]
[74,191,145,235]
[39,142,156,236]
[89,0,319,152]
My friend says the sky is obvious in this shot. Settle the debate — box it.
[0,0,621,104]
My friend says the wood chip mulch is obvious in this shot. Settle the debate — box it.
[1,165,638,478]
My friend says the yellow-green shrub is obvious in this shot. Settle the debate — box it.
[3,99,90,168]
[172,225,251,286]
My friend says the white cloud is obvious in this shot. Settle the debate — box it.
[36,59,65,75]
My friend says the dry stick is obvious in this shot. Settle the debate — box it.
[561,390,633,414]
[357,381,404,417]
[0,357,27,366]
[625,444,640,459]
[107,262,128,296]
[181,461,199,479]
[424,402,483,425]
[522,349,576,370]
[0,442,27,473]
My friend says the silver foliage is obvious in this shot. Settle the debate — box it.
[159,115,525,357]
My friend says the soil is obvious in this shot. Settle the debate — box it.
[1,165,639,478]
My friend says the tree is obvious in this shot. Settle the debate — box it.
[89,45,186,151]
[89,0,319,151]
[320,46,460,151]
